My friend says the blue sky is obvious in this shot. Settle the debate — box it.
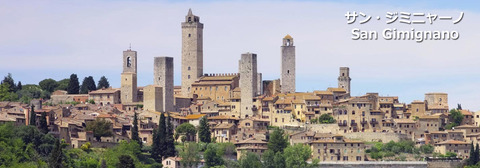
[1,0,479,110]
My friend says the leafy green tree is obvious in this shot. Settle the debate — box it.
[97,76,110,89]
[29,105,36,126]
[446,109,464,129]
[80,76,96,94]
[198,116,211,143]
[262,150,275,168]
[85,118,113,141]
[48,140,63,168]
[419,144,434,154]
[103,141,141,167]
[268,128,288,153]
[204,144,224,167]
[131,112,142,148]
[40,112,49,134]
[284,144,315,168]
[55,79,70,91]
[273,151,286,168]
[179,143,201,168]
[117,155,135,168]
[165,113,176,157]
[39,78,59,93]
[238,152,262,168]
[318,114,336,124]
[0,83,13,101]
[67,74,80,94]
[1,73,16,92]
[176,123,197,142]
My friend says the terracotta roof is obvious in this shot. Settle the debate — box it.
[460,110,473,116]
[213,123,235,129]
[89,88,120,94]
[208,115,239,120]
[184,114,206,120]
[192,81,233,86]
[275,99,292,105]
[456,125,478,129]
[303,95,321,101]
[327,87,346,93]
[436,139,469,145]
[234,138,267,145]
[314,90,333,95]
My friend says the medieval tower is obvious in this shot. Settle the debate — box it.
[281,35,295,93]
[154,57,174,112]
[121,49,138,103]
[239,52,258,119]
[181,9,204,97]
[338,67,351,94]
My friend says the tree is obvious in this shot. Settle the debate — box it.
[469,142,476,165]
[16,81,22,91]
[40,112,49,134]
[318,114,336,124]
[458,104,463,110]
[131,112,141,148]
[262,150,275,168]
[97,76,110,89]
[80,76,96,94]
[85,118,113,141]
[67,74,80,94]
[273,151,286,168]
[55,79,70,91]
[152,113,166,162]
[39,79,59,93]
[179,143,201,168]
[475,143,480,165]
[204,144,223,167]
[268,128,288,153]
[30,105,36,126]
[238,152,262,168]
[1,73,15,92]
[117,155,135,168]
[198,116,211,143]
[176,123,197,142]
[284,144,316,168]
[49,139,63,168]
[165,113,176,157]
[446,109,464,129]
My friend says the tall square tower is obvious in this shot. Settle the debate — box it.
[154,57,174,112]
[121,49,138,103]
[281,35,295,93]
[181,9,204,97]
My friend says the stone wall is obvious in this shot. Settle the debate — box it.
[343,132,409,142]
[316,161,427,168]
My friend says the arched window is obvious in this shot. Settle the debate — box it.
[127,57,132,67]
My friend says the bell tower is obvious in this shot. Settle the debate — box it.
[181,9,204,97]
[338,67,351,94]
[281,34,295,93]
[121,48,138,103]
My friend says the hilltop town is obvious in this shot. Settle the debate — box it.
[0,9,478,168]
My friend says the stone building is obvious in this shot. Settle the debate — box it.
[154,57,174,112]
[434,140,470,159]
[263,79,280,97]
[425,93,449,114]
[191,73,239,102]
[338,67,351,95]
[181,9,204,97]
[121,49,138,103]
[239,52,258,118]
[310,135,365,162]
[88,88,121,105]
[143,85,163,112]
[281,34,295,93]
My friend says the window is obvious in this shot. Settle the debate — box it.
[188,75,191,79]
[188,34,191,37]
[188,66,191,70]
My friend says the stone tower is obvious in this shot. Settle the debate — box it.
[338,67,351,94]
[181,9,204,97]
[121,49,138,103]
[239,52,257,118]
[281,34,295,93]
[154,57,174,112]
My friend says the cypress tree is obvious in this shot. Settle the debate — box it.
[40,112,49,134]
[49,139,63,168]
[475,143,479,164]
[158,113,167,157]
[131,112,142,148]
[16,81,22,91]
[198,116,211,143]
[29,105,36,126]
[151,126,161,162]
[97,76,110,89]
[165,113,176,157]
[67,74,80,94]
[469,142,475,165]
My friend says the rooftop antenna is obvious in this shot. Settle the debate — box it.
[129,43,131,51]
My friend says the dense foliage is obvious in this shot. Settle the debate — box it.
[366,140,434,160]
